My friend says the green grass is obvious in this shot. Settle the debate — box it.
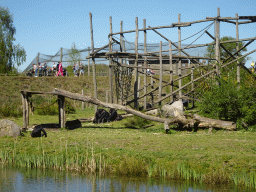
[1,109,256,189]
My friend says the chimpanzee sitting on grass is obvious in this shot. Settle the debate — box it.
[93,108,122,124]
[31,125,47,137]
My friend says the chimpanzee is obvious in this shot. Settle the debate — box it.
[93,109,110,124]
[108,108,118,121]
[31,125,47,137]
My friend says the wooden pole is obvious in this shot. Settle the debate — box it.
[60,47,63,62]
[134,17,139,109]
[191,67,194,108]
[138,77,141,100]
[88,47,90,76]
[58,95,65,128]
[236,13,240,88]
[109,16,113,103]
[215,8,220,77]
[159,41,163,106]
[89,12,98,112]
[169,40,173,103]
[178,14,182,101]
[143,19,147,110]
[82,89,85,110]
[151,76,154,108]
[106,90,109,103]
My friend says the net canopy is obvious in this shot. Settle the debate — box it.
[23,41,207,72]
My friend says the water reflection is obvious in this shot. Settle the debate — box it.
[0,166,251,192]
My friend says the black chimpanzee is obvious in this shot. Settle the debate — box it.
[31,125,47,137]
[108,108,118,121]
[93,109,110,124]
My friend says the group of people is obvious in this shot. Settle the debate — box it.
[73,62,84,76]
[52,62,65,76]
[32,63,47,77]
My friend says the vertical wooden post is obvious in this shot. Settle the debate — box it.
[169,40,173,103]
[89,12,98,112]
[215,7,220,77]
[134,17,139,109]
[138,77,141,99]
[109,16,113,104]
[58,95,65,128]
[106,90,109,103]
[236,13,240,88]
[60,47,63,62]
[143,19,147,110]
[178,14,182,101]
[159,41,163,106]
[22,93,29,128]
[88,47,90,76]
[150,76,154,108]
[191,67,194,108]
[82,89,85,110]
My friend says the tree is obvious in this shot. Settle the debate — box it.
[0,7,26,73]
[205,36,247,64]
[68,42,81,66]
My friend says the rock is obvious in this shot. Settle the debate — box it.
[0,119,21,137]
[161,100,184,118]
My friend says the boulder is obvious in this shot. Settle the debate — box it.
[161,100,184,118]
[0,119,21,137]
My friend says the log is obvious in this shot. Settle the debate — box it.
[52,88,236,131]
[52,88,198,131]
[194,114,236,130]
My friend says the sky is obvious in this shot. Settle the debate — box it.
[1,0,256,72]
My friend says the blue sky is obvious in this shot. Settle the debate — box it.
[1,0,256,71]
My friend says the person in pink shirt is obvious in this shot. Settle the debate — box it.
[56,62,64,76]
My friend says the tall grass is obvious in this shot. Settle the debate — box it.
[0,135,256,190]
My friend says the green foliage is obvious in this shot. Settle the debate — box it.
[0,103,22,118]
[68,42,80,66]
[124,116,151,129]
[0,7,26,73]
[205,36,247,64]
[198,77,256,129]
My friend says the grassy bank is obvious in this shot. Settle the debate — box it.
[1,110,256,190]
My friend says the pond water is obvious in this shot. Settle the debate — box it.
[0,166,250,192]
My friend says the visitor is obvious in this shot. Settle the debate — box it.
[43,63,47,76]
[56,62,64,76]
[56,62,60,76]
[75,62,79,76]
[33,64,38,77]
[80,64,84,76]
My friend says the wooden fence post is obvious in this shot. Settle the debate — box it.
[150,76,154,108]
[109,16,114,104]
[89,12,98,112]
[159,41,163,106]
[236,13,240,88]
[134,17,139,109]
[82,89,85,110]
[58,95,65,128]
[178,14,182,101]
[169,40,173,103]
[143,19,147,110]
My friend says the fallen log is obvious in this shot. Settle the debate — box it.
[52,88,198,131]
[193,114,236,131]
[52,88,236,132]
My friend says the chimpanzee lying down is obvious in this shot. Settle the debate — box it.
[31,125,47,137]
[93,108,123,124]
